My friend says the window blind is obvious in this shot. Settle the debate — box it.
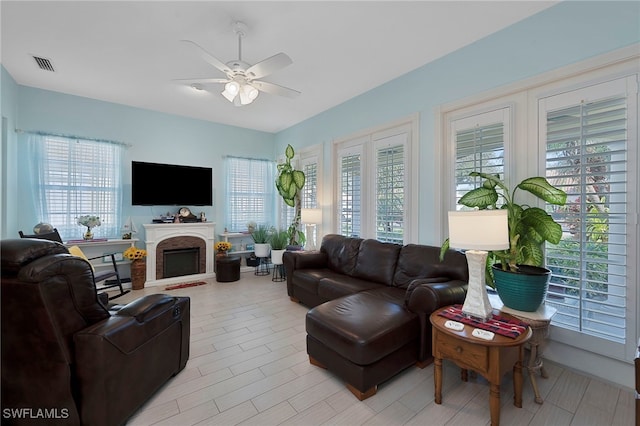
[338,153,361,238]
[30,134,123,240]
[544,90,629,343]
[226,156,275,231]
[455,121,505,209]
[376,144,404,243]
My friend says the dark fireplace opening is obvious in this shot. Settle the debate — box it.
[164,248,200,278]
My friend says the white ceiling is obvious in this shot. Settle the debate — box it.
[1,1,556,133]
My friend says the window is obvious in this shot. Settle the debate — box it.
[541,77,635,345]
[452,108,509,210]
[440,51,638,361]
[27,133,124,240]
[226,156,275,231]
[334,118,416,243]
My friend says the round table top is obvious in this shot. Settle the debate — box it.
[430,306,532,347]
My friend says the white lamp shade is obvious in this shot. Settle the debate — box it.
[301,208,322,224]
[448,210,509,251]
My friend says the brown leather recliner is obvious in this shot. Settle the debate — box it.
[1,238,190,426]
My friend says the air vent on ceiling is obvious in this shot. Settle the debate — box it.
[33,56,55,72]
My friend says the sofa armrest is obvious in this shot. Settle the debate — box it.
[404,279,467,362]
[404,279,467,314]
[284,251,328,297]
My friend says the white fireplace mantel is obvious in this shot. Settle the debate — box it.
[143,222,216,287]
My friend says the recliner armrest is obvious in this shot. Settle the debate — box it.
[116,294,177,323]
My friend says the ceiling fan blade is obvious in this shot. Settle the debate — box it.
[252,80,301,98]
[180,40,231,75]
[246,53,292,79]
[173,78,230,84]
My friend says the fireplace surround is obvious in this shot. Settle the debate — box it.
[143,222,215,286]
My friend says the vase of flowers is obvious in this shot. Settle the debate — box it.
[77,215,101,240]
[123,246,147,290]
[215,241,232,257]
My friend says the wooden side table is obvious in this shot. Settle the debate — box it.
[430,307,532,426]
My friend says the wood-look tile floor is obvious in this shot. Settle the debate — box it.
[115,272,634,425]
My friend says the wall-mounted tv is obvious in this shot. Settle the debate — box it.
[132,161,213,206]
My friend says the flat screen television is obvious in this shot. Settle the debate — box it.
[131,161,213,206]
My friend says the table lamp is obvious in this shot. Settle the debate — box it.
[448,209,509,321]
[301,208,322,251]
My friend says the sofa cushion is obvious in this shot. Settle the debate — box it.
[317,276,384,301]
[321,234,362,276]
[292,269,347,297]
[352,239,402,286]
[392,244,468,289]
[306,292,419,365]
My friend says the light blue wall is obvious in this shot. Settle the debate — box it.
[275,0,640,244]
[1,68,20,239]
[12,87,275,242]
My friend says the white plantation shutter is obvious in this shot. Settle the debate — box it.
[226,156,275,231]
[452,108,508,210]
[337,146,362,238]
[375,133,406,243]
[28,134,124,240]
[302,160,318,209]
[541,76,635,346]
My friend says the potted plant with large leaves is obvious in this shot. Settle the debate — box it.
[275,144,306,248]
[442,171,567,311]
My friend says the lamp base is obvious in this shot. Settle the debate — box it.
[461,250,493,322]
[304,224,316,251]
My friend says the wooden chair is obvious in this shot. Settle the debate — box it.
[19,228,129,300]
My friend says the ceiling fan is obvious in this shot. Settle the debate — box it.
[177,21,300,106]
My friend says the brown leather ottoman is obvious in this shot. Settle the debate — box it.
[216,256,241,282]
[306,290,419,400]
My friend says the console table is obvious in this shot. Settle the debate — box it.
[64,238,138,279]
[430,307,532,426]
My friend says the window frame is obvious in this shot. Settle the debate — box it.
[438,46,639,361]
[332,115,418,243]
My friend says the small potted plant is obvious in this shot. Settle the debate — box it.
[251,225,271,258]
[442,171,567,311]
[214,241,232,257]
[77,215,101,240]
[268,229,289,265]
[123,246,147,290]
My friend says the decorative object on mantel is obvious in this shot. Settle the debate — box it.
[123,246,147,290]
[77,215,101,240]
[214,241,232,257]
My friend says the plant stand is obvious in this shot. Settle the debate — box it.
[272,264,285,282]
[254,257,270,276]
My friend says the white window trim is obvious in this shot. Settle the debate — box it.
[437,45,639,368]
[332,114,419,243]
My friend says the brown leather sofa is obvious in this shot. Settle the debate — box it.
[283,234,469,399]
[1,238,190,426]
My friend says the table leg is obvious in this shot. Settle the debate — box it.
[489,382,501,426]
[434,357,442,404]
[513,359,524,408]
[528,343,544,404]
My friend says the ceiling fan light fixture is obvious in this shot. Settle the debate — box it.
[221,81,241,102]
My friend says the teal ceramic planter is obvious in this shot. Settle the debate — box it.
[493,264,551,312]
